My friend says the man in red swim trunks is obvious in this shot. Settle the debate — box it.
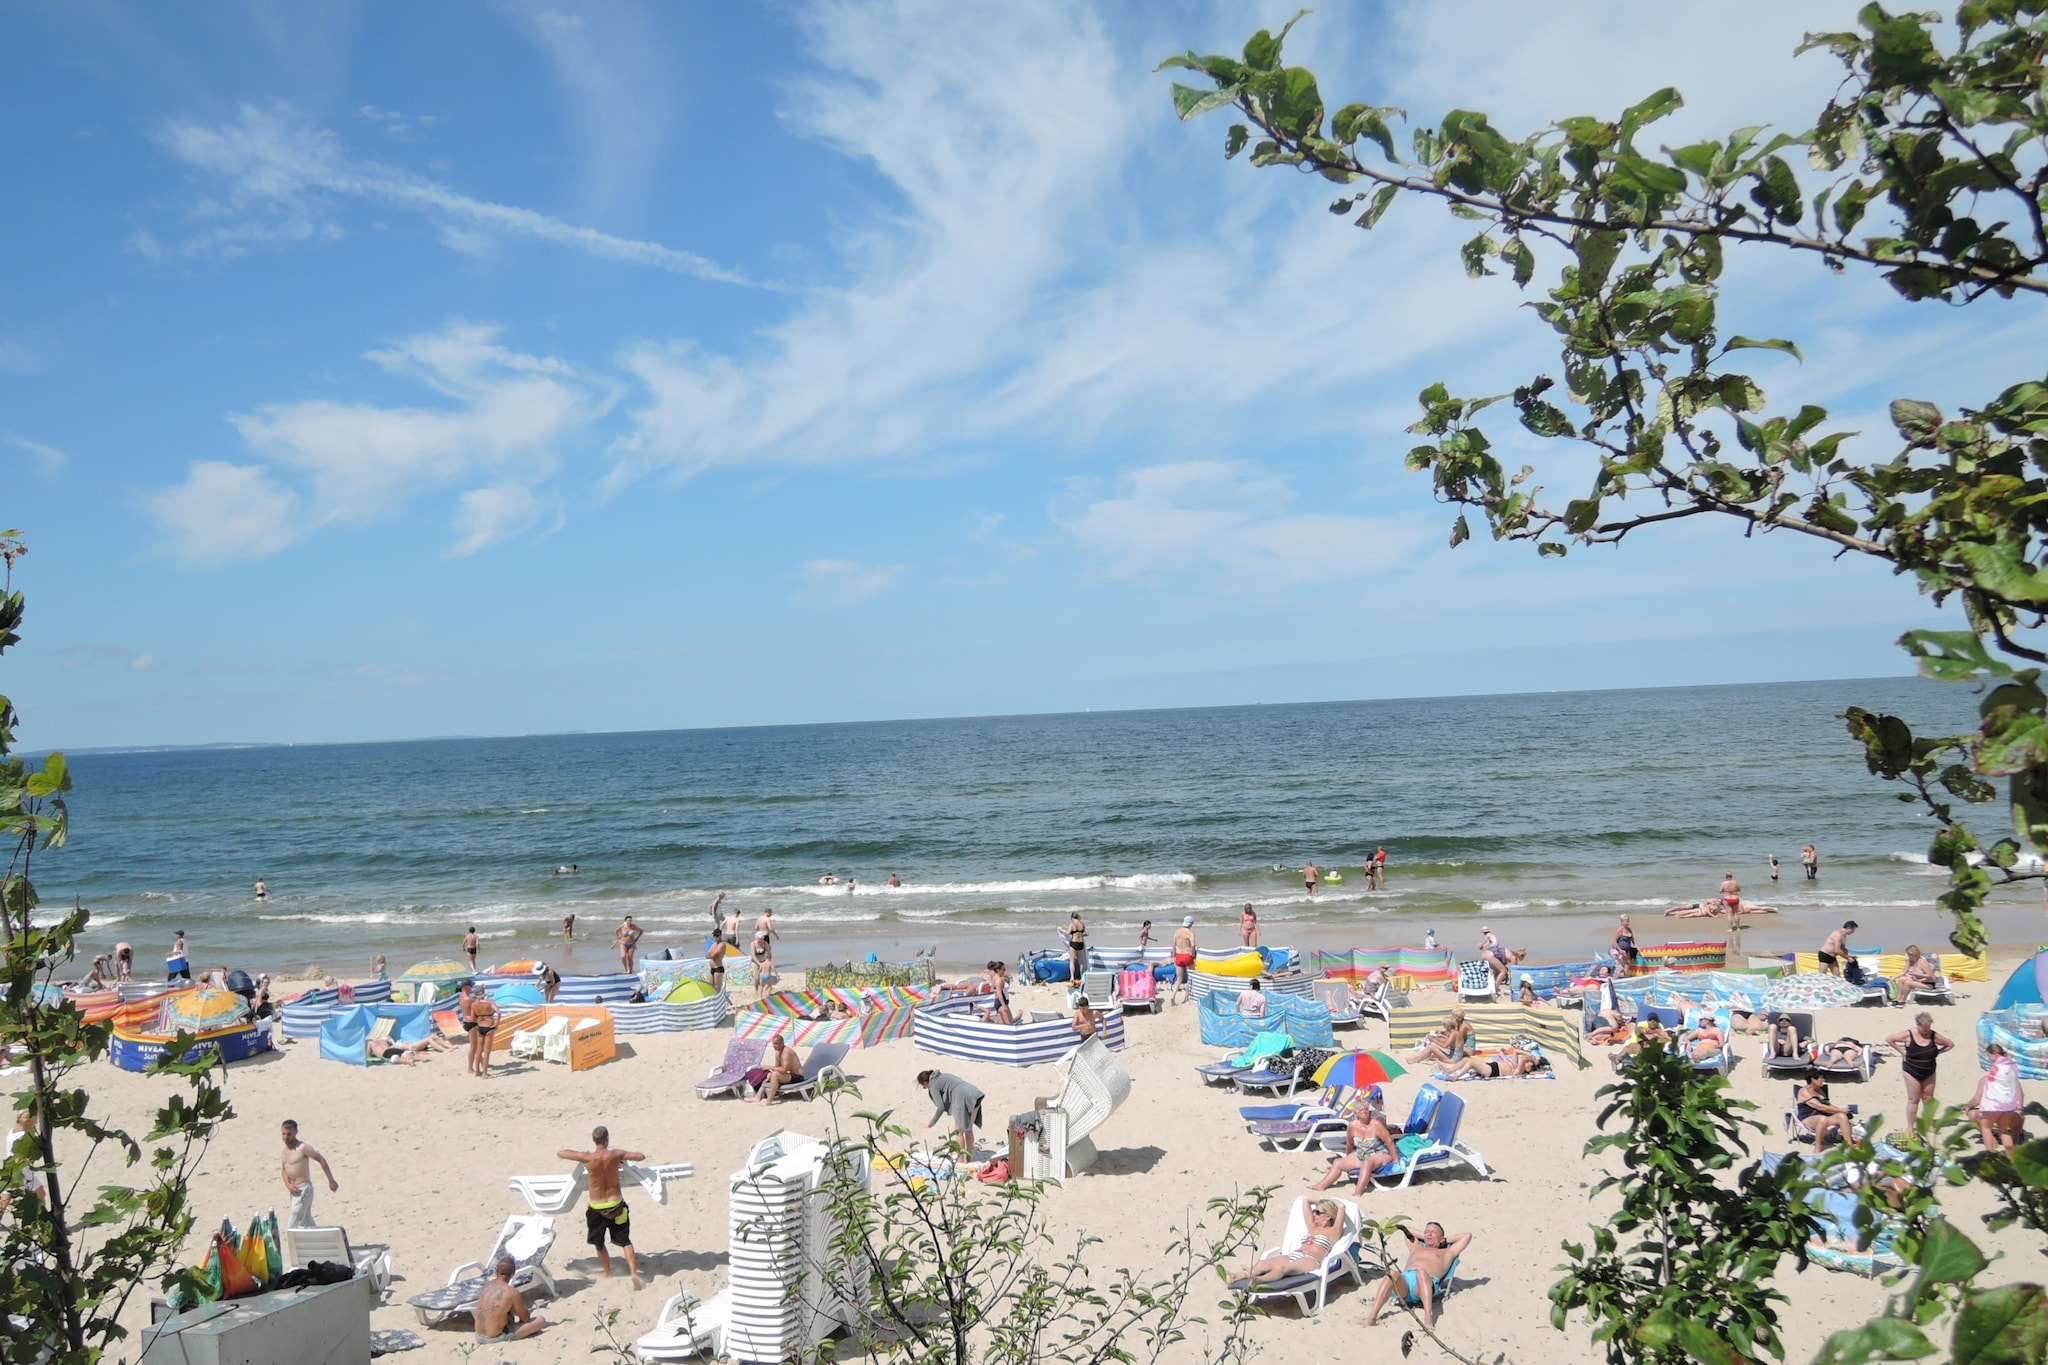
[1172,916,1197,1004]
[1720,871,1743,930]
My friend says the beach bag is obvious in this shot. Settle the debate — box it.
[975,1156,1010,1184]
[1291,1047,1334,1081]
[277,1261,354,1290]
[744,1067,771,1090]
[1843,957,1867,986]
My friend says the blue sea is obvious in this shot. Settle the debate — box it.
[36,677,2037,977]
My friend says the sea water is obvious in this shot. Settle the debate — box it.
[37,677,2039,977]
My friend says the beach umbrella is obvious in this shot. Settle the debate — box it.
[399,960,474,985]
[163,989,251,1032]
[665,979,716,1003]
[1763,973,1865,1011]
[1310,1050,1408,1088]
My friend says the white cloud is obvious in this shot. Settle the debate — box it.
[448,484,545,558]
[150,321,600,563]
[795,559,902,606]
[5,435,67,475]
[1056,461,1423,584]
[146,102,748,283]
[145,461,300,566]
[500,2,673,219]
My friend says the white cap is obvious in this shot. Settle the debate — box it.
[1182,915,1195,926]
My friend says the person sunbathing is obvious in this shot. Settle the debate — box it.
[1516,980,1540,1007]
[1768,1016,1805,1061]
[1795,1072,1854,1147]
[1682,1018,1726,1062]
[1311,1090,1395,1193]
[1231,1200,1343,1288]
[1821,1038,1866,1070]
[1440,1047,1547,1080]
[750,1033,805,1104]
[374,1033,458,1065]
[1365,1222,1472,1328]
[1609,1016,1668,1069]
[1586,1011,1632,1047]
[1409,1012,1472,1065]
[1891,946,1940,1004]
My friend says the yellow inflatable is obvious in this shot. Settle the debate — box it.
[1203,952,1265,978]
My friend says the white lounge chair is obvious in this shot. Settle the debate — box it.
[1229,1195,1363,1315]
[1910,974,1955,1006]
[1454,960,1497,1004]
[636,1288,729,1361]
[1312,979,1362,1029]
[507,1161,694,1215]
[280,1224,391,1295]
[407,1214,558,1327]
[764,1041,850,1102]
[1078,971,1118,1011]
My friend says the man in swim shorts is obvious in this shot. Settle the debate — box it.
[557,1125,646,1288]
[1366,1222,1471,1328]
[1818,921,1858,975]
[1720,871,1743,929]
[1303,860,1319,895]
[1171,916,1196,1004]
[474,1256,549,1342]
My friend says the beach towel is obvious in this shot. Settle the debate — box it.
[1230,1032,1292,1068]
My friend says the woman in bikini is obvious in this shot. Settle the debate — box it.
[1886,1011,1955,1124]
[1794,1071,1853,1147]
[1240,905,1259,949]
[1233,1201,1343,1287]
[457,981,480,1074]
[1439,1046,1547,1080]
[469,992,500,1079]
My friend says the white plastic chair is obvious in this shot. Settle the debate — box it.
[1233,1195,1364,1315]
[280,1224,391,1295]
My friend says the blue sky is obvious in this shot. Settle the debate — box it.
[3,0,2032,748]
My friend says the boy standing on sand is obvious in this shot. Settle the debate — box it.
[556,1126,646,1289]
[280,1119,338,1228]
[1171,916,1197,1003]
[166,931,191,982]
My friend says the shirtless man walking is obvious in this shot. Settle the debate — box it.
[280,1119,338,1228]
[1303,860,1319,896]
[556,1126,646,1289]
[1366,1222,1472,1328]
[473,1256,549,1343]
[1171,916,1197,1004]
[463,926,480,972]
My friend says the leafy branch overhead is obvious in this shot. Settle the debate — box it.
[1163,2,2048,956]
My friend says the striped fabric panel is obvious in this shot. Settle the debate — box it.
[1941,954,1990,982]
[1309,948,1456,983]
[1187,970,1316,1002]
[910,997,1126,1067]
[606,998,731,1034]
[1085,946,1175,970]
[1632,942,1728,973]
[1507,961,1601,996]
[803,960,933,990]
[1981,1006,2048,1079]
[1386,1002,1587,1069]
[552,973,644,1005]
[1195,991,1335,1050]
[1614,970,1767,1011]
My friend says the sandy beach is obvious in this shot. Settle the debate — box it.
[69,938,2039,1365]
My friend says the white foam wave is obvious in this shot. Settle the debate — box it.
[766,872,1198,898]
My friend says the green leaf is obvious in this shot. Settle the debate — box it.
[1953,1284,2048,1365]
[1224,124,1249,159]
[1172,83,1238,122]
[1460,232,1498,278]
[2008,1138,2048,1188]
[1268,68,1324,137]
[1815,1317,1937,1364]
[1891,399,1944,443]
[1617,87,1684,146]
[1355,184,1398,229]
[1242,28,1281,71]
[1918,1219,1989,1284]
[1723,336,1804,363]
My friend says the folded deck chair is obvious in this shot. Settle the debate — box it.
[506,1164,588,1215]
[1454,960,1497,1004]
[621,1161,695,1204]
[1312,979,1362,1028]
[763,1041,849,1101]
[1228,1195,1364,1315]
[635,1287,729,1361]
[1369,1091,1488,1189]
[408,1215,557,1327]
[511,1015,569,1061]
[1115,966,1161,1014]
[696,1037,768,1099]
[281,1224,391,1295]
[1761,1012,1815,1077]
[1240,1083,1349,1125]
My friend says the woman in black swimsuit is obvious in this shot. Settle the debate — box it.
[1795,1072,1852,1147]
[1886,1011,1955,1123]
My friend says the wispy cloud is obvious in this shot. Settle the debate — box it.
[149,321,602,563]
[795,558,902,606]
[142,102,751,284]
[500,1,674,219]
[1056,461,1424,585]
[55,644,158,672]
[355,104,436,137]
[5,435,67,475]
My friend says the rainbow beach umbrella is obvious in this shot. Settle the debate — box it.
[1310,1050,1407,1088]
[162,989,251,1033]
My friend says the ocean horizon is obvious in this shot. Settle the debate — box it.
[36,674,2033,978]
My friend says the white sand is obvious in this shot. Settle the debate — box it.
[82,949,2041,1364]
